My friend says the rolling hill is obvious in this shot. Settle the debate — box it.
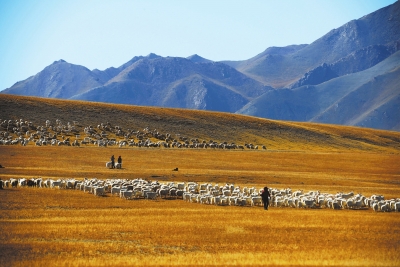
[1,94,399,153]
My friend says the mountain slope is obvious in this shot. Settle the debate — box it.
[1,60,104,99]
[288,41,400,89]
[224,1,400,88]
[187,54,213,63]
[70,57,270,112]
[236,51,400,131]
[1,54,163,99]
[311,66,400,130]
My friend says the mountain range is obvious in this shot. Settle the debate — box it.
[2,1,399,131]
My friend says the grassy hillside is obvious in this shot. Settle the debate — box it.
[1,94,399,153]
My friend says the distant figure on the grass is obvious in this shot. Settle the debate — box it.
[260,186,270,210]
[117,156,122,168]
[111,155,115,169]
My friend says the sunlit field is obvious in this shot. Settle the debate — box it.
[1,146,400,267]
[1,186,400,267]
[1,95,400,266]
[0,185,398,267]
[1,146,400,196]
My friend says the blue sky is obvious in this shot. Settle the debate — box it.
[0,0,396,91]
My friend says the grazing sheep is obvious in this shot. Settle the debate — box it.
[145,192,157,200]
[66,180,76,189]
[4,172,399,214]
[120,190,133,200]
[94,186,106,197]
[157,188,169,199]
[251,196,262,206]
[18,178,27,187]
[111,186,121,195]
[50,180,62,189]
[394,202,400,212]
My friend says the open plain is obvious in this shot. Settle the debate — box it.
[0,94,400,266]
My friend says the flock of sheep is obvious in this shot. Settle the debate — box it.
[2,119,398,213]
[2,177,399,212]
[0,118,266,149]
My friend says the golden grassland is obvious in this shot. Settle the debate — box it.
[1,146,400,198]
[0,187,399,267]
[1,145,400,266]
[1,94,400,266]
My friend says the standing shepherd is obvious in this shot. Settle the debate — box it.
[260,186,270,210]
[117,156,122,168]
[111,155,115,169]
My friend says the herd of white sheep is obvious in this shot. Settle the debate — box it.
[2,177,399,213]
[1,119,398,213]
[0,118,266,149]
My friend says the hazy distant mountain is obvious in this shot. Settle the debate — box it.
[312,66,400,131]
[288,41,400,89]
[1,60,104,98]
[2,1,399,131]
[70,57,270,112]
[187,54,213,63]
[223,2,400,88]
[236,51,400,131]
[90,53,162,85]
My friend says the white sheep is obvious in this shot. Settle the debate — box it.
[94,186,106,197]
[120,190,133,200]
[111,186,121,195]
[250,196,262,206]
[145,192,157,200]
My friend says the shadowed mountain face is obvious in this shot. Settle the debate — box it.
[2,60,104,99]
[70,57,270,112]
[288,41,400,89]
[1,2,399,131]
[223,2,400,88]
[236,51,400,131]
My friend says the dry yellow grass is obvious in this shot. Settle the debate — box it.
[1,187,399,267]
[1,146,399,198]
[0,94,400,266]
[1,94,400,153]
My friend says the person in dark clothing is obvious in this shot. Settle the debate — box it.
[111,155,115,169]
[117,156,122,168]
[260,186,270,210]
